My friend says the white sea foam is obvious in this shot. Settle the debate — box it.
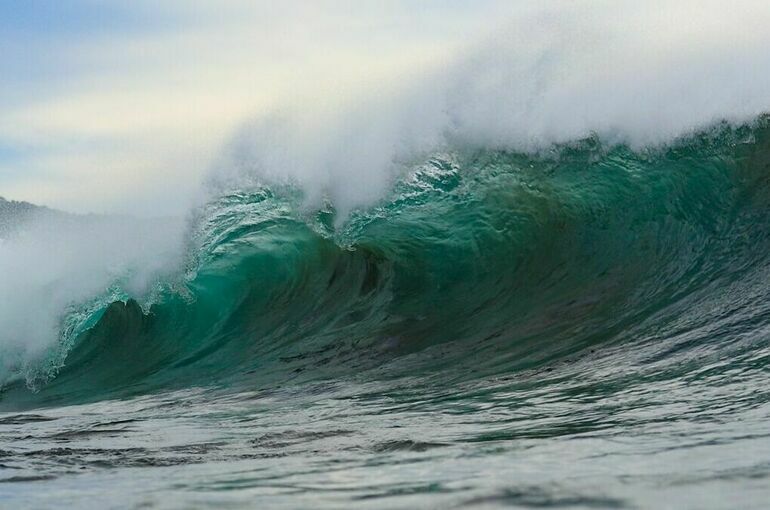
[0,213,185,384]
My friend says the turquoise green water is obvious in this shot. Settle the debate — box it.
[2,120,770,508]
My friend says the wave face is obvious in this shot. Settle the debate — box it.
[2,119,769,405]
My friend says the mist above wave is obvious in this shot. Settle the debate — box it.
[210,1,770,216]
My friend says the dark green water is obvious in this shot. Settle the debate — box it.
[2,120,770,508]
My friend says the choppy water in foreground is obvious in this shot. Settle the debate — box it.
[2,121,770,508]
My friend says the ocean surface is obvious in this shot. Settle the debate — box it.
[2,119,770,508]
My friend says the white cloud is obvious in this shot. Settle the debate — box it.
[0,0,507,215]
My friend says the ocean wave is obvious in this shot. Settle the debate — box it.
[3,119,769,407]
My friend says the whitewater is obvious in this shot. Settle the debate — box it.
[2,2,770,508]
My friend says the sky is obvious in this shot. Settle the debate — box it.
[2,1,769,216]
[0,0,508,215]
